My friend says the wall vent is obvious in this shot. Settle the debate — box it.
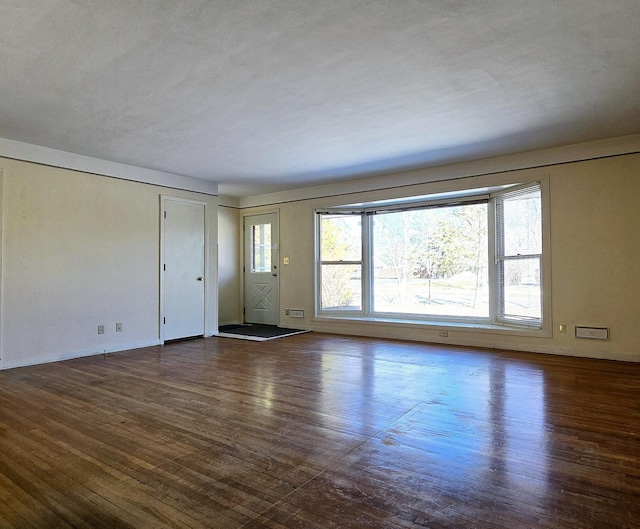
[575,326,609,340]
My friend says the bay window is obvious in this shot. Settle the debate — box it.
[316,181,547,331]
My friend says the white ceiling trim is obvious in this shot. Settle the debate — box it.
[0,137,218,196]
[2,133,638,208]
[235,134,640,208]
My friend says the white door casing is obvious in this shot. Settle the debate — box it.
[161,198,206,341]
[244,213,279,325]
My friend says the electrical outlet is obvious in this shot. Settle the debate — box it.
[115,322,123,332]
[559,323,567,333]
[97,325,105,335]
[285,308,290,315]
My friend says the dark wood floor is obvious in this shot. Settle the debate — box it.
[0,333,638,528]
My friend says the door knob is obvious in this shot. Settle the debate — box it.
[197,276,204,281]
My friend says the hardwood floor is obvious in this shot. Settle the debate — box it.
[0,333,638,528]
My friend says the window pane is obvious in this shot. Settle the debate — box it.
[252,223,271,272]
[321,264,361,310]
[372,204,488,317]
[503,189,542,256]
[500,258,541,321]
[320,215,361,261]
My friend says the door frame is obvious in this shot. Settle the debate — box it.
[160,195,209,343]
[242,210,280,325]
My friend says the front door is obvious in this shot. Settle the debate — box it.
[162,198,206,341]
[244,213,279,325]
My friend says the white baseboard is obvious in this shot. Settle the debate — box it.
[0,339,162,370]
[218,320,243,327]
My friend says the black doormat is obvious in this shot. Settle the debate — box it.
[217,324,309,341]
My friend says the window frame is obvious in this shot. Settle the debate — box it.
[368,200,490,323]
[316,212,366,314]
[315,179,550,335]
[493,183,544,328]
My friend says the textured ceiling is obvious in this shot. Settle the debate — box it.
[1,1,639,196]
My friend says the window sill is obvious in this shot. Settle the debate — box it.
[312,314,551,338]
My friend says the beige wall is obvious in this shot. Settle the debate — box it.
[238,153,640,362]
[8,148,635,368]
[217,205,242,325]
[0,158,218,369]
[549,155,640,359]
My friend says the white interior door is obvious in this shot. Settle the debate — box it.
[162,199,206,340]
[244,213,279,325]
